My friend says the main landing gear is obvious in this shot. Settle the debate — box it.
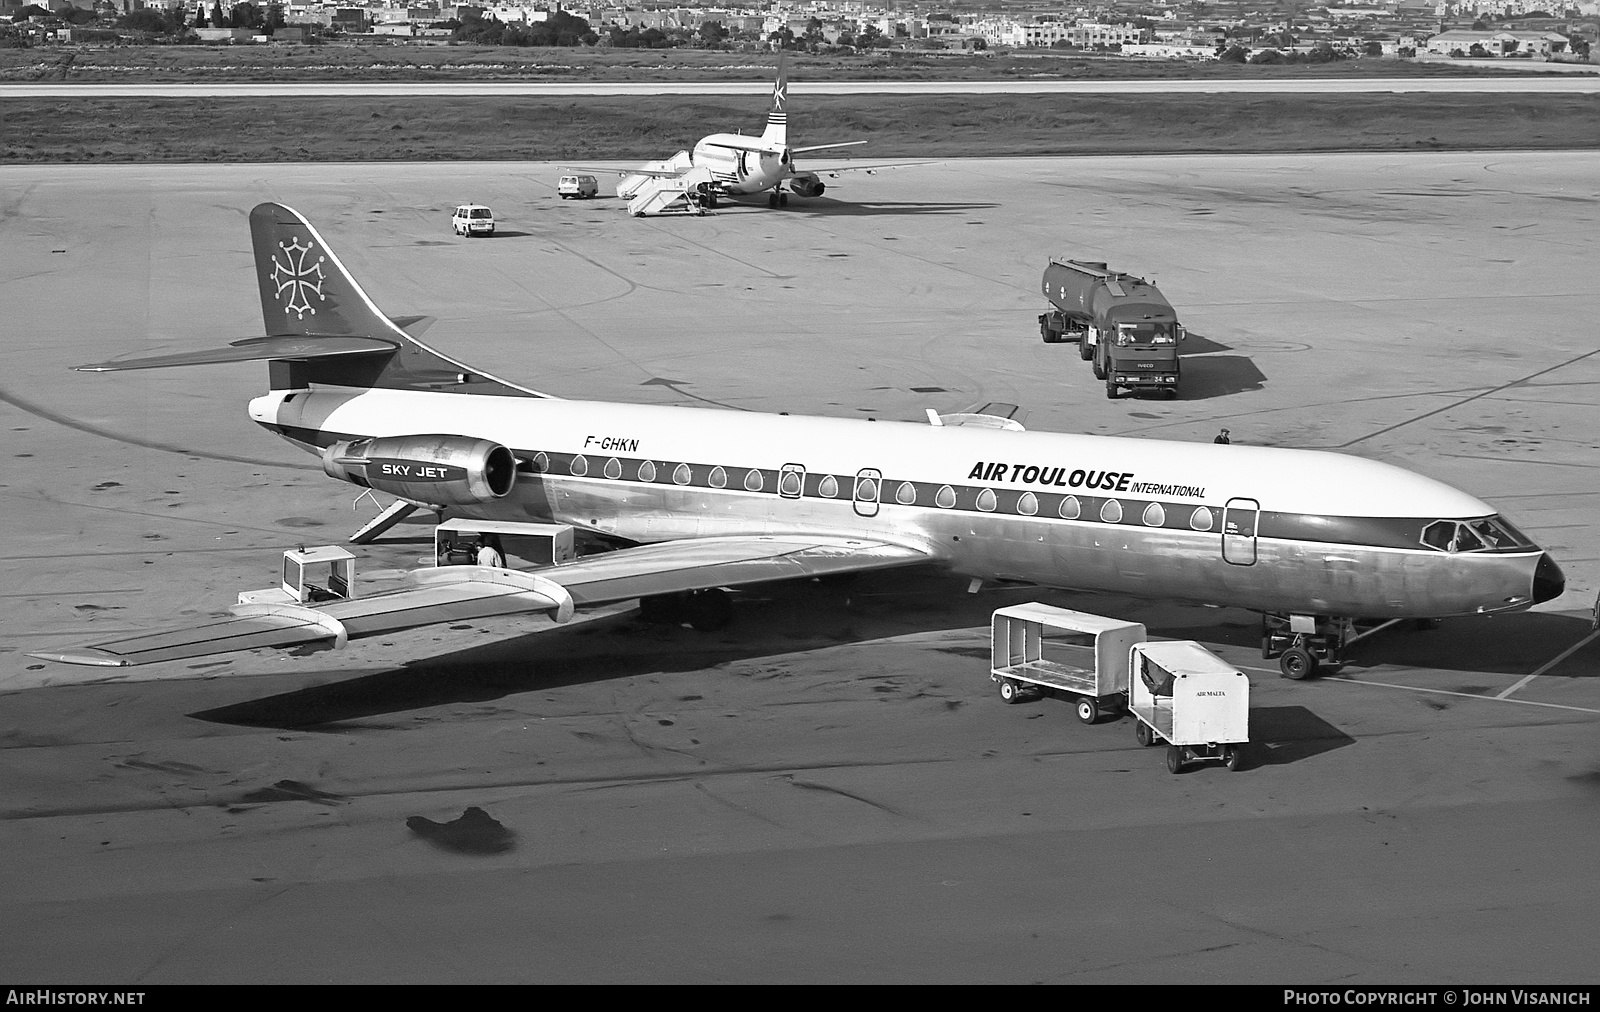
[1261,613,1416,679]
[767,191,789,209]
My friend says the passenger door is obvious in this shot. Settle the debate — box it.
[852,468,881,518]
[1222,497,1260,566]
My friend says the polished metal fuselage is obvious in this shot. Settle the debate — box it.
[472,473,1543,621]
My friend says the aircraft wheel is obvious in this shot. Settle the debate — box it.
[998,678,1024,704]
[1166,745,1185,774]
[767,192,779,209]
[685,588,732,632]
[1280,646,1318,681]
[779,193,789,207]
[1075,696,1099,724]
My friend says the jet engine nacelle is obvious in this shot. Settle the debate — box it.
[789,172,826,199]
[321,434,516,506]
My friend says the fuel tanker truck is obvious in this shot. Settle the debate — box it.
[1038,257,1186,399]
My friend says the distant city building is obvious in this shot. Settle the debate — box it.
[1425,27,1571,54]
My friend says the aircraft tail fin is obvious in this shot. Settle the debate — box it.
[76,203,546,398]
[758,52,788,148]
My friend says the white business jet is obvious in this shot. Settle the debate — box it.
[33,204,1565,680]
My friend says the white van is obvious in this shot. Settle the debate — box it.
[558,175,600,200]
[451,204,495,236]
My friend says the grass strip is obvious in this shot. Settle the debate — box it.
[5,94,1598,163]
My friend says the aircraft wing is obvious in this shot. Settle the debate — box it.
[803,160,937,176]
[30,535,932,668]
[791,141,868,155]
[562,165,685,180]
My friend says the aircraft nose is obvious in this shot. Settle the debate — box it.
[1532,553,1566,605]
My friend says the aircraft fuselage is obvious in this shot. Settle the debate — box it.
[251,387,1563,621]
[691,135,789,195]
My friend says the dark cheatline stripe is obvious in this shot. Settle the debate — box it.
[267,428,1521,556]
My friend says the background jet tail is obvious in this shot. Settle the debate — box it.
[758,53,788,148]
[78,202,545,399]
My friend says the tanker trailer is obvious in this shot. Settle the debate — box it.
[1039,257,1185,400]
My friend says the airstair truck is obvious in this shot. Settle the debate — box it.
[990,604,1249,773]
[1038,258,1185,400]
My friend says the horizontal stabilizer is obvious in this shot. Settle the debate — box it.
[74,335,398,373]
[699,137,780,155]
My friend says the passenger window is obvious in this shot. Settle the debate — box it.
[855,477,877,501]
[603,457,621,479]
[781,471,803,497]
[935,485,956,509]
[1189,506,1212,532]
[1017,491,1038,516]
[819,474,839,498]
[638,460,657,482]
[532,451,549,473]
[745,469,764,492]
[1142,503,1165,527]
[895,481,916,505]
[1059,495,1081,520]
[976,488,997,512]
[570,455,588,477]
[1100,499,1123,523]
[709,466,727,489]
[673,463,692,485]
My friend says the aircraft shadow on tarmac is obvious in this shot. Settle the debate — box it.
[1174,332,1266,400]
[189,567,1032,730]
[728,197,1000,218]
[189,570,1594,731]
[1163,609,1596,682]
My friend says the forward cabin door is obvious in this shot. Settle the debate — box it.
[853,468,881,518]
[1222,497,1260,566]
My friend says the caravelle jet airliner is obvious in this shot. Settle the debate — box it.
[570,55,907,210]
[33,203,1566,679]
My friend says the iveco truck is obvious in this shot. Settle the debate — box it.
[1038,257,1185,399]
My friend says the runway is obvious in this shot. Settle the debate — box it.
[1,154,1597,983]
[4,75,1599,98]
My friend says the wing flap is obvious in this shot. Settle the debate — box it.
[28,612,337,667]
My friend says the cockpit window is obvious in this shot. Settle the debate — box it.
[1421,521,1455,551]
[1421,516,1532,553]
